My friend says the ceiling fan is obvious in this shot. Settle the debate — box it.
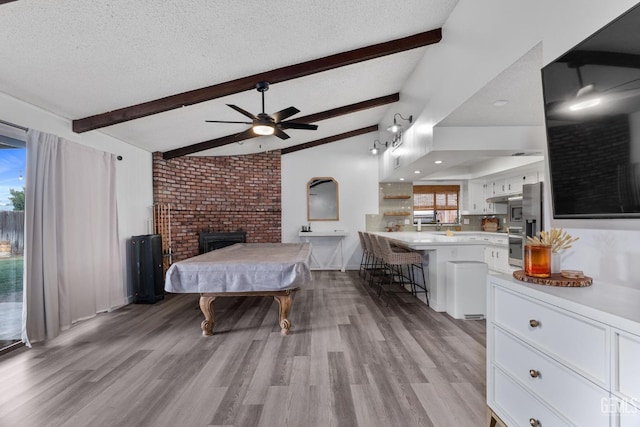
[205,81,318,140]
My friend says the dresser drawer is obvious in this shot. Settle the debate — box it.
[492,285,609,385]
[490,365,570,427]
[617,398,640,427]
[614,330,640,405]
[493,326,610,427]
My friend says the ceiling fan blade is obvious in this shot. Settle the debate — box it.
[234,127,257,140]
[205,120,253,124]
[274,128,290,140]
[272,106,300,123]
[279,122,318,131]
[227,104,257,120]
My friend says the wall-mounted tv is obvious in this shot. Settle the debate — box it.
[541,4,640,219]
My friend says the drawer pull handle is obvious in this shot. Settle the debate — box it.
[529,319,540,328]
[529,418,540,427]
[529,369,540,378]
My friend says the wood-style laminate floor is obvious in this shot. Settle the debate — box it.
[0,271,486,427]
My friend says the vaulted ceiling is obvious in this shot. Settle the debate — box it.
[0,0,461,158]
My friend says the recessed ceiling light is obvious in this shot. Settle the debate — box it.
[434,160,443,164]
[493,100,509,107]
[414,170,421,174]
[399,178,405,181]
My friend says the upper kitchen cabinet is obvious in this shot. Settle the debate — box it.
[506,172,539,195]
[488,170,541,197]
[490,178,507,197]
[462,180,507,215]
[466,181,486,214]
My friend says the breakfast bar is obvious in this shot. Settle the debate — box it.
[370,231,504,311]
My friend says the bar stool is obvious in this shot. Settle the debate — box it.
[357,231,372,278]
[376,235,429,306]
[364,232,387,289]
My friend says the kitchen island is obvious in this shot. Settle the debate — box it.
[370,231,510,312]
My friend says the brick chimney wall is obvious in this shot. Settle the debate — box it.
[152,151,281,262]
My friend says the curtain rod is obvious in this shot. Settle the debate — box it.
[0,119,28,132]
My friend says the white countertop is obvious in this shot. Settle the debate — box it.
[371,231,508,249]
[489,271,640,336]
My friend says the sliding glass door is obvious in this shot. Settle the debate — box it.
[0,123,26,351]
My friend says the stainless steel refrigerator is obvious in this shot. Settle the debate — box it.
[509,182,543,267]
[523,182,543,243]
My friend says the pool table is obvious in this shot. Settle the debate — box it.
[164,242,312,336]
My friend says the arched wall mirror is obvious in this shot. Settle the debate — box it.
[307,177,339,221]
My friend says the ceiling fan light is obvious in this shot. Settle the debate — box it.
[252,124,275,135]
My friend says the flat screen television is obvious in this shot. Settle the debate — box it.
[541,4,640,219]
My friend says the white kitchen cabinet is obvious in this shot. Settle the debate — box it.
[464,181,506,214]
[490,179,507,196]
[483,183,507,214]
[523,172,539,185]
[466,180,486,214]
[506,175,524,194]
[487,275,640,427]
[483,239,509,273]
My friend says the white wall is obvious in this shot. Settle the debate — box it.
[382,0,640,289]
[282,134,379,269]
[0,92,153,305]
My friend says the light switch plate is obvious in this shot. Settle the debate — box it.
[464,219,470,224]
[404,219,410,225]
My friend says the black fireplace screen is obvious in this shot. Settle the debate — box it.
[198,231,247,254]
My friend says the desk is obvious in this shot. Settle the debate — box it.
[298,230,348,272]
[165,243,311,336]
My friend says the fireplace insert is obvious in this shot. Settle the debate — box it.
[198,231,246,254]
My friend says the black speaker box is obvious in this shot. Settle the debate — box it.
[130,234,164,304]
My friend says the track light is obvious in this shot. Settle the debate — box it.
[386,113,413,133]
[369,139,388,155]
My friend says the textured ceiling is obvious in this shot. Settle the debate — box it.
[0,0,460,156]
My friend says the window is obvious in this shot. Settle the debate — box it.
[413,185,460,224]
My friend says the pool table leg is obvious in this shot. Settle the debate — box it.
[273,291,294,336]
[199,295,217,336]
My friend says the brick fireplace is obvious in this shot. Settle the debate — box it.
[152,151,281,262]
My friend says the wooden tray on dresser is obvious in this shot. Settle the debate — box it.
[513,270,593,287]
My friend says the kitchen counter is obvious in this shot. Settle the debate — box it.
[370,231,510,312]
[373,231,507,249]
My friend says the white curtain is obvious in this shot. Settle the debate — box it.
[22,130,123,346]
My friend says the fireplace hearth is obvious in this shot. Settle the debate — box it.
[198,230,247,254]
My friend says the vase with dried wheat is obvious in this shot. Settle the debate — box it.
[527,228,579,274]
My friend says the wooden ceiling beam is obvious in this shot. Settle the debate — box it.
[162,93,398,159]
[281,125,379,155]
[73,29,441,133]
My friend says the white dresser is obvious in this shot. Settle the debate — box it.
[487,273,640,427]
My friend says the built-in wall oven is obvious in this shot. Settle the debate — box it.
[508,230,523,267]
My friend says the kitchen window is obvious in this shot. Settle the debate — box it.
[413,185,460,224]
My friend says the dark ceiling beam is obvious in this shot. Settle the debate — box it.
[162,93,399,159]
[73,29,441,133]
[281,125,378,155]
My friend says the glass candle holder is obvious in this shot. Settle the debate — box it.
[524,244,551,278]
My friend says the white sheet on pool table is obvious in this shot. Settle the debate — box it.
[164,243,312,293]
